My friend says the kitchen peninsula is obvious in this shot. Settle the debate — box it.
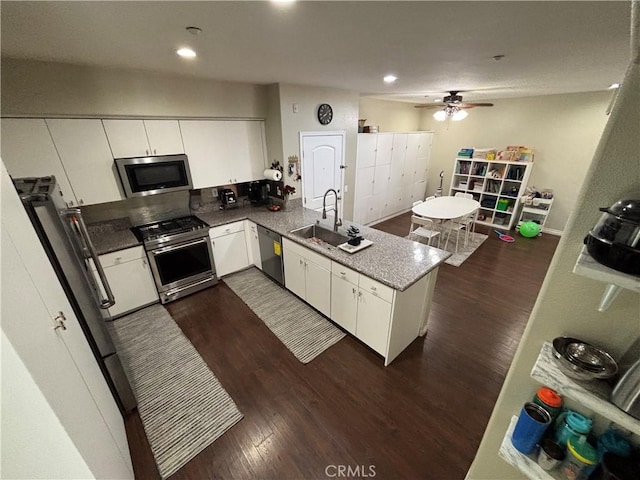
[89,199,449,365]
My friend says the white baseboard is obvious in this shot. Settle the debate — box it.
[542,227,563,236]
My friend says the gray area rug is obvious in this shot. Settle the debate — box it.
[407,231,488,267]
[224,267,346,363]
[108,304,243,479]
[442,232,489,267]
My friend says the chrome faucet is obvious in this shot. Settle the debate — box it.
[322,188,342,232]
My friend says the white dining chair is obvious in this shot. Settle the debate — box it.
[425,195,435,202]
[445,193,477,252]
[412,200,423,207]
[408,215,441,247]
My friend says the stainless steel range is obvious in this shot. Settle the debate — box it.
[132,216,217,304]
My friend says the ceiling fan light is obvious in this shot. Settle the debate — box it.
[433,110,447,121]
[452,109,468,121]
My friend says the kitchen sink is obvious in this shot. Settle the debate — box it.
[290,224,349,247]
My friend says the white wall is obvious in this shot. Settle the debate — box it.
[417,91,611,233]
[467,59,640,478]
[1,332,94,480]
[278,83,360,219]
[1,58,267,118]
[358,97,421,132]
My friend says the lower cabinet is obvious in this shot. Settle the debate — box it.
[244,220,262,269]
[94,246,158,318]
[331,262,392,355]
[282,238,331,317]
[209,222,249,277]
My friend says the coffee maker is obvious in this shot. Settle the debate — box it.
[248,180,270,205]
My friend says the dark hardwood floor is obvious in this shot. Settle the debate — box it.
[124,213,560,479]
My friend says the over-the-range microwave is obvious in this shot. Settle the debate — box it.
[115,154,193,198]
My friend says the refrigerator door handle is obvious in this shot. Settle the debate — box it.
[61,208,116,309]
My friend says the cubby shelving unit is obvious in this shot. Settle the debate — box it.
[450,157,533,230]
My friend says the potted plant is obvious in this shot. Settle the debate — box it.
[282,185,296,209]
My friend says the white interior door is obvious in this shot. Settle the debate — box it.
[300,132,345,212]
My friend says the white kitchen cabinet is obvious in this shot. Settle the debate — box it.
[356,288,393,355]
[209,222,249,277]
[244,221,262,269]
[354,131,432,225]
[46,119,123,206]
[92,246,158,318]
[330,268,359,335]
[102,119,184,158]
[1,118,78,206]
[282,238,331,317]
[180,120,267,189]
[330,262,391,354]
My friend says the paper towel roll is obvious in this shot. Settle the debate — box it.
[264,169,283,181]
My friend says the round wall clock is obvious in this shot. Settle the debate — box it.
[317,103,333,125]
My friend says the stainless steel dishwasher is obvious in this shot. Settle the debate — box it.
[257,225,284,285]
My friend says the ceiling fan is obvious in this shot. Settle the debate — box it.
[414,91,494,121]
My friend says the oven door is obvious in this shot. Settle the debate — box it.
[147,236,215,293]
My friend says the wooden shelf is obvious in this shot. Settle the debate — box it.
[573,246,640,311]
[531,342,640,436]
[499,415,558,479]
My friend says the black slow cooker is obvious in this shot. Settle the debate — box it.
[584,199,640,276]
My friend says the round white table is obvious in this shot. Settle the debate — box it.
[411,196,480,220]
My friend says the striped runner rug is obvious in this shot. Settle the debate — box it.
[108,304,243,479]
[224,267,346,363]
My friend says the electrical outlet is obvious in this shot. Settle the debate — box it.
[292,103,299,113]
[211,187,218,197]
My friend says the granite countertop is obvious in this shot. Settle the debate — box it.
[87,200,450,291]
[87,217,141,255]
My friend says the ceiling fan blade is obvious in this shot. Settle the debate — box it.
[460,102,494,108]
[414,103,447,109]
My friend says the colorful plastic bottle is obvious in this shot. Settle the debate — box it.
[554,411,593,447]
[559,435,598,480]
[533,387,563,422]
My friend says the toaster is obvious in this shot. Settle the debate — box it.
[611,338,640,420]
[220,188,237,208]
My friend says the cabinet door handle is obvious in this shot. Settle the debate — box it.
[371,286,377,291]
[142,258,147,268]
[146,149,149,156]
[78,199,84,205]
[53,311,67,331]
[352,287,357,298]
[153,149,157,155]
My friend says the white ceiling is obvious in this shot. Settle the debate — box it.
[0,1,632,104]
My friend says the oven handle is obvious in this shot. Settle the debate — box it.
[150,237,208,255]
[62,208,116,309]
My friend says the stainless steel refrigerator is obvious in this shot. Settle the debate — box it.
[13,176,136,415]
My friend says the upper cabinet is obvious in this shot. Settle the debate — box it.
[2,116,267,206]
[102,119,184,158]
[46,119,123,206]
[1,119,78,207]
[180,120,267,189]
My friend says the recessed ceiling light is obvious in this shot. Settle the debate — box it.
[608,83,620,89]
[383,75,397,83]
[177,48,196,58]
[271,0,296,3]
[186,26,202,36]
